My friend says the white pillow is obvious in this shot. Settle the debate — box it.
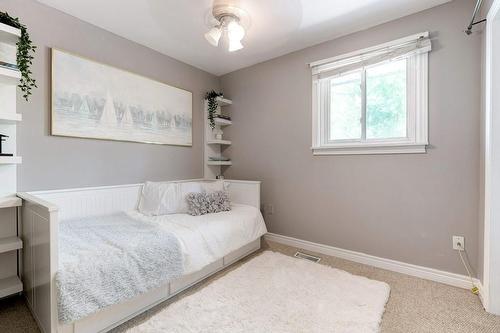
[139,181,210,215]
[138,181,162,216]
[202,180,225,193]
[157,182,180,215]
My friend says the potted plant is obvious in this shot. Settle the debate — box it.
[0,12,37,101]
[205,90,223,130]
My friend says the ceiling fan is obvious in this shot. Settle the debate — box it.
[204,4,248,52]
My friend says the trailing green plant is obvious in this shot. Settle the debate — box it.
[205,90,223,130]
[0,12,37,101]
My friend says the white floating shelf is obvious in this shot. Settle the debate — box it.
[207,160,232,166]
[216,97,232,107]
[0,276,22,298]
[207,140,232,145]
[0,67,21,85]
[0,113,22,124]
[0,22,21,45]
[0,196,21,209]
[214,118,232,126]
[0,236,22,254]
[0,156,22,164]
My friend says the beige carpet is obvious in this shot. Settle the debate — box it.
[2,239,500,332]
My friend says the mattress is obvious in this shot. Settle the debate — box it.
[127,203,268,274]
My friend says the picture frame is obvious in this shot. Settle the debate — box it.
[51,48,193,146]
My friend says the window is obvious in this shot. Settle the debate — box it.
[311,33,431,155]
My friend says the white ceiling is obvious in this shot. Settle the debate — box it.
[36,0,450,76]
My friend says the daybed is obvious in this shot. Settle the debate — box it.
[17,179,266,333]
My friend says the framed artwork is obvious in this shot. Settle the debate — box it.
[51,49,192,146]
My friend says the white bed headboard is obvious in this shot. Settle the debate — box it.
[20,179,261,221]
[28,184,143,221]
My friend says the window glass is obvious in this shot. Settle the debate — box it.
[366,59,407,139]
[329,71,362,141]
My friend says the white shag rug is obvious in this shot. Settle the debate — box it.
[126,251,390,333]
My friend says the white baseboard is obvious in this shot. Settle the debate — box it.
[477,281,489,311]
[265,233,481,291]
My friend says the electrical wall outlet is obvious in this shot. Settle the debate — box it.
[265,204,274,215]
[261,204,274,216]
[453,236,465,250]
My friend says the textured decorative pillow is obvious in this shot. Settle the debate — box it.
[186,190,231,216]
[176,182,204,214]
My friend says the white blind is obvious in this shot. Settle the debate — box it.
[311,33,432,81]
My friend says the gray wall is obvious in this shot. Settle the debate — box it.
[1,0,219,191]
[221,0,482,275]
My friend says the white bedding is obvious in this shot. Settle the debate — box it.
[127,203,267,274]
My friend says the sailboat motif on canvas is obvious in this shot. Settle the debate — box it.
[51,49,192,146]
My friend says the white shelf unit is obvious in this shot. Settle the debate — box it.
[0,276,22,298]
[207,139,232,145]
[0,156,22,164]
[216,97,233,106]
[214,118,232,126]
[0,21,23,299]
[0,112,22,124]
[0,236,22,253]
[0,22,21,45]
[207,160,233,166]
[0,67,21,85]
[0,196,21,209]
[204,96,233,179]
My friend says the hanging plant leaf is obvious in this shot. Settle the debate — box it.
[205,90,223,130]
[0,12,37,101]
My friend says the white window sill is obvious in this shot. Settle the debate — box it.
[312,142,428,155]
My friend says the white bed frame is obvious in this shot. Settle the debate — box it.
[17,179,262,333]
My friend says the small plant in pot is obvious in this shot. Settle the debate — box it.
[0,12,37,101]
[205,90,223,130]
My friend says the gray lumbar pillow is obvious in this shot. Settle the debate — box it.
[186,190,231,216]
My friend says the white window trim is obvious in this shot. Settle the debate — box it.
[310,33,430,156]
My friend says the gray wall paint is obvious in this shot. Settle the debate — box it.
[221,0,481,275]
[1,0,219,191]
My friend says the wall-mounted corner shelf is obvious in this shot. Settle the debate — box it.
[205,97,233,178]
[0,196,21,209]
[0,67,21,85]
[207,140,232,145]
[214,118,232,126]
[207,160,232,166]
[0,113,22,124]
[0,276,22,298]
[0,156,22,164]
[0,22,21,45]
[216,97,232,107]
[0,236,22,254]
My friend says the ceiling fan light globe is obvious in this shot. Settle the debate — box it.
[205,27,222,47]
[228,39,244,52]
[227,20,245,41]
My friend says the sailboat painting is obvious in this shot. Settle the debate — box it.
[51,49,192,146]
